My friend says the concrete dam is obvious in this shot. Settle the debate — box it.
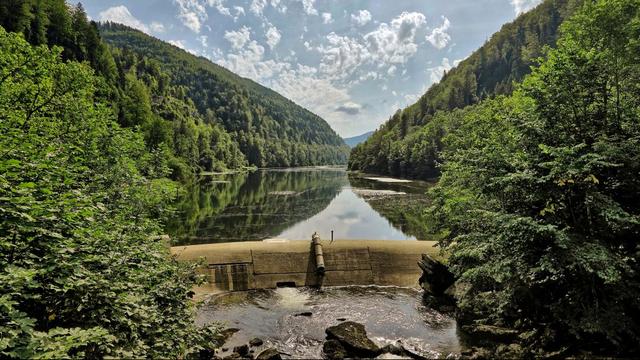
[170,238,442,295]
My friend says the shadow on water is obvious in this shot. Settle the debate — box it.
[167,167,435,245]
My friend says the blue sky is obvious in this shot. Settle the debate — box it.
[80,0,541,137]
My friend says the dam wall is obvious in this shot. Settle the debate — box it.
[170,240,442,294]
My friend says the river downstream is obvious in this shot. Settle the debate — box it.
[198,286,461,359]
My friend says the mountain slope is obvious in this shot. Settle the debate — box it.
[99,23,349,167]
[349,0,583,178]
[344,131,374,148]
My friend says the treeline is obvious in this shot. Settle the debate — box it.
[99,23,350,168]
[349,0,583,179]
[0,25,220,357]
[424,0,639,356]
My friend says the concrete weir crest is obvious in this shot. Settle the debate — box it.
[170,236,442,295]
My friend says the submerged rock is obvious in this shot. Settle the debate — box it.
[249,337,264,347]
[294,311,313,317]
[232,344,250,357]
[323,339,348,360]
[255,347,282,360]
[325,321,381,357]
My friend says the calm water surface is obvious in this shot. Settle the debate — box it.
[168,167,433,245]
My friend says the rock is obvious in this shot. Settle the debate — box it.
[294,311,313,317]
[256,347,282,360]
[461,324,520,343]
[418,254,455,296]
[460,346,493,360]
[496,343,524,358]
[249,338,264,347]
[325,321,381,358]
[380,342,428,360]
[380,343,405,356]
[232,344,250,357]
[220,328,241,343]
[323,339,348,360]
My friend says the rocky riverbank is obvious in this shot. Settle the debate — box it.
[418,254,578,359]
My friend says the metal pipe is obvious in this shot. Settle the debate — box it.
[312,232,325,275]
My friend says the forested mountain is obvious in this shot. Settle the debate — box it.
[349,0,583,178]
[344,131,374,148]
[99,23,349,168]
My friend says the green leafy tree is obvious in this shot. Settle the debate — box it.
[428,0,640,354]
[0,27,220,358]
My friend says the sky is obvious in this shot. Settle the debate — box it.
[79,0,542,137]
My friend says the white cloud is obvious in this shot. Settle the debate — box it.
[351,10,372,27]
[224,26,251,49]
[233,6,245,19]
[387,65,397,75]
[98,6,149,33]
[299,0,318,15]
[250,0,267,15]
[426,16,451,49]
[265,24,281,49]
[427,57,462,84]
[207,0,231,17]
[149,21,165,33]
[174,0,206,33]
[169,39,186,49]
[317,32,370,80]
[364,11,426,64]
[510,0,542,15]
[199,35,208,47]
[322,12,333,24]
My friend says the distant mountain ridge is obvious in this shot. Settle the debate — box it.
[344,131,374,148]
[99,23,349,167]
[349,0,583,178]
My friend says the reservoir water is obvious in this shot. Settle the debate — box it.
[168,166,433,245]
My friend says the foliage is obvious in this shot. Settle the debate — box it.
[0,27,222,358]
[428,0,640,353]
[349,0,583,179]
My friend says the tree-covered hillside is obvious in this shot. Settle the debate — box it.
[427,0,640,355]
[99,23,349,168]
[349,0,583,178]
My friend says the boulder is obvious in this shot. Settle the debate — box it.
[418,254,455,296]
[249,337,264,347]
[325,321,381,358]
[256,347,282,360]
[323,339,347,360]
[232,344,250,357]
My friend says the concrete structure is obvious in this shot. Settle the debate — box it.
[170,239,442,295]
